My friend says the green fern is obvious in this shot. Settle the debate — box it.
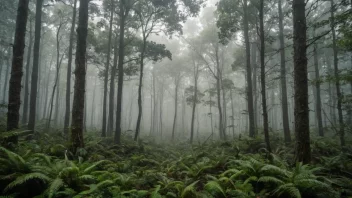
[48,178,64,198]
[204,180,226,197]
[181,180,198,198]
[5,172,51,192]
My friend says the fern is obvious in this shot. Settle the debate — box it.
[151,185,162,198]
[181,180,198,198]
[5,172,51,192]
[204,180,226,197]
[273,183,301,198]
[258,176,285,185]
[48,178,64,198]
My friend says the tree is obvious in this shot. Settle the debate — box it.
[101,0,114,137]
[64,0,78,136]
[133,0,203,141]
[217,0,255,137]
[115,0,133,144]
[259,0,271,152]
[278,0,291,143]
[22,19,33,125]
[70,0,89,153]
[293,0,311,163]
[28,0,44,131]
[7,0,30,131]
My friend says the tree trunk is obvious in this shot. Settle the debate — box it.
[259,0,271,152]
[293,0,311,163]
[64,0,78,136]
[101,0,114,137]
[22,20,33,125]
[70,0,89,153]
[28,0,43,131]
[90,77,97,128]
[107,36,118,136]
[313,30,324,137]
[134,37,147,141]
[190,62,199,144]
[278,0,291,143]
[251,42,257,132]
[115,1,129,144]
[7,0,30,131]
[172,76,179,140]
[243,0,255,137]
[230,89,235,138]
[330,0,345,147]
[3,58,10,103]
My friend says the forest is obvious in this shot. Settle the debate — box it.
[0,0,352,197]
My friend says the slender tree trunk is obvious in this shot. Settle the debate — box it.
[64,0,78,135]
[159,85,164,139]
[70,0,89,153]
[43,56,53,119]
[190,62,199,144]
[209,87,214,137]
[134,37,147,141]
[22,20,33,125]
[278,0,291,143]
[259,0,271,152]
[101,0,114,137]
[293,0,311,163]
[107,36,118,136]
[90,77,97,128]
[330,0,345,147]
[230,89,235,138]
[243,0,255,137]
[215,47,224,139]
[28,0,43,130]
[115,1,129,144]
[7,0,29,131]
[3,59,10,104]
[251,42,257,132]
[172,76,179,140]
[313,30,324,137]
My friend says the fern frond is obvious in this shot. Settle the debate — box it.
[273,183,301,198]
[0,147,25,168]
[5,173,51,192]
[48,178,64,198]
[260,164,291,177]
[181,180,198,198]
[83,160,109,174]
[151,185,162,198]
[79,174,96,182]
[258,176,284,185]
[204,180,226,198]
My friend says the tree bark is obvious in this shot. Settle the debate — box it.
[107,36,118,136]
[190,61,199,144]
[7,0,30,131]
[70,0,89,153]
[64,0,78,136]
[3,58,10,103]
[293,0,311,163]
[330,0,345,147]
[243,0,255,137]
[22,20,33,125]
[171,75,179,140]
[28,0,43,131]
[259,0,271,152]
[101,0,114,137]
[313,30,324,137]
[115,0,129,144]
[134,37,147,141]
[278,0,291,143]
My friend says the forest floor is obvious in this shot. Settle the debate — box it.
[0,131,352,198]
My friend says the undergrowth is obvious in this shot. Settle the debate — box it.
[0,132,351,198]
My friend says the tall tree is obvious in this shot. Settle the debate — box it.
[259,0,271,152]
[107,35,118,136]
[28,0,44,131]
[22,19,33,125]
[330,0,345,147]
[293,0,311,163]
[101,0,114,137]
[115,0,132,144]
[70,0,89,153]
[64,0,78,136]
[278,0,291,143]
[7,0,30,131]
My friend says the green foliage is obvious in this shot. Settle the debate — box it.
[0,135,349,198]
